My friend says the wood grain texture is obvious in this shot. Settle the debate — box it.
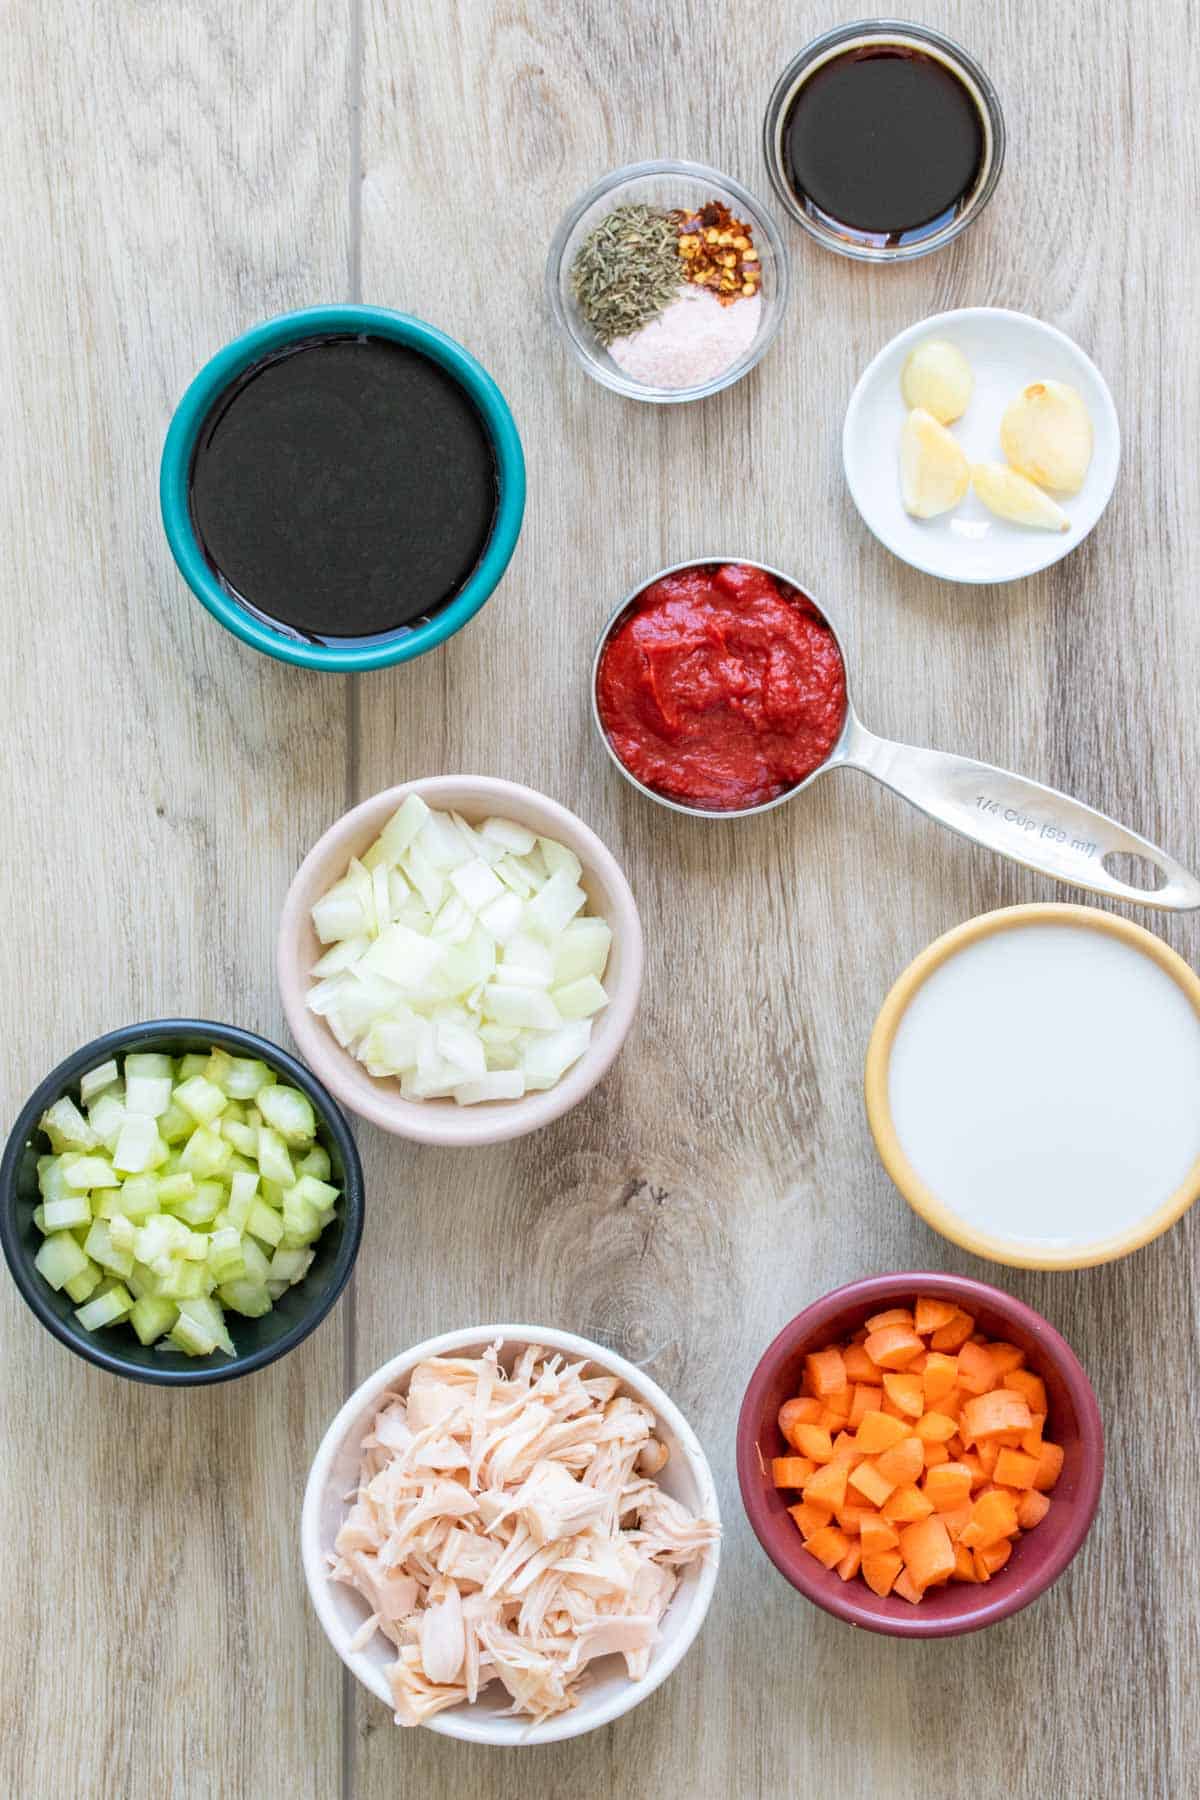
[4,0,1199,1795]
[0,4,350,1798]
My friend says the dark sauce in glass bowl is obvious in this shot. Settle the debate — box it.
[187,335,498,644]
[781,44,986,248]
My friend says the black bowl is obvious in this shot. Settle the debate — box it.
[0,1019,364,1385]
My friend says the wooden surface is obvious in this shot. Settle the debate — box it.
[2,2,1197,1795]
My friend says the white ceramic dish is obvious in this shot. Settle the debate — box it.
[843,307,1120,584]
[866,904,1200,1269]
[301,1325,721,1745]
[277,777,643,1147]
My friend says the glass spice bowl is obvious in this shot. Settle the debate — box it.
[546,159,790,404]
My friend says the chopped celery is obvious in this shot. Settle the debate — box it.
[40,1096,97,1152]
[157,1100,193,1145]
[29,1046,341,1357]
[42,1194,92,1232]
[217,1280,272,1318]
[63,1155,120,1192]
[79,1059,120,1104]
[297,1144,332,1182]
[257,1128,294,1188]
[75,1284,133,1330]
[130,1295,178,1345]
[34,1231,90,1290]
[64,1261,103,1304]
[207,1227,245,1283]
[174,1075,227,1126]
[179,1126,232,1179]
[257,1084,316,1147]
[224,1057,274,1099]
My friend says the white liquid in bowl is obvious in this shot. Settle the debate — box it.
[887,923,1200,1248]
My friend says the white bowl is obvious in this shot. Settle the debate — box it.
[300,1325,721,1745]
[277,777,643,1146]
[843,307,1120,583]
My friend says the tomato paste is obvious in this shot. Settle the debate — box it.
[596,562,847,811]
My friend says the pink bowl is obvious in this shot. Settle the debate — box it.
[736,1272,1103,1637]
[277,777,643,1146]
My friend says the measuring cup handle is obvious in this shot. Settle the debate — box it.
[839,717,1200,910]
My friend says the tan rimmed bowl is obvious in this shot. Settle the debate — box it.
[865,904,1200,1270]
[277,778,643,1146]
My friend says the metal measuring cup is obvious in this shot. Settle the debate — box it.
[590,557,1200,911]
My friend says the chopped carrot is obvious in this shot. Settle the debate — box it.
[952,1543,979,1581]
[921,1353,959,1405]
[779,1397,823,1447]
[804,1347,848,1397]
[914,1295,959,1336]
[959,1490,1020,1549]
[923,1462,974,1511]
[975,1538,1013,1576]
[864,1324,925,1370]
[866,1307,915,1333]
[822,1384,853,1421]
[772,1297,1061,1606]
[830,1431,864,1470]
[975,1440,1000,1478]
[788,1500,834,1539]
[956,1341,999,1395]
[849,1383,884,1427]
[772,1456,815,1488]
[882,1372,924,1418]
[803,1462,848,1511]
[939,1504,973,1543]
[802,1524,852,1569]
[892,1568,924,1605]
[1016,1490,1052,1530]
[988,1341,1026,1377]
[899,1515,955,1590]
[915,1410,958,1444]
[875,1436,924,1487]
[835,1542,863,1582]
[854,1410,910,1454]
[835,1505,874,1537]
[960,1390,1033,1445]
[792,1423,835,1464]
[1032,1440,1065,1492]
[860,1513,900,1557]
[842,1343,877,1383]
[848,1459,896,1508]
[993,1448,1040,1490]
[1005,1368,1048,1414]
[881,1483,934,1524]
[930,1310,975,1352]
[862,1550,904,1597]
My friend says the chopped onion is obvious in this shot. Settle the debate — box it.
[305,802,613,1104]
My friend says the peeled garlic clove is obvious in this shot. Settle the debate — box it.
[972,462,1070,531]
[899,409,970,519]
[900,339,974,424]
[999,380,1093,494]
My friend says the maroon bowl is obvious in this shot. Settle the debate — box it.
[736,1272,1103,1637]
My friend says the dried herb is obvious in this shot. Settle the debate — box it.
[570,204,682,345]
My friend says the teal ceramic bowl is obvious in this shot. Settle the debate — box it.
[160,305,526,672]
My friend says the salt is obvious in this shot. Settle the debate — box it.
[608,285,762,391]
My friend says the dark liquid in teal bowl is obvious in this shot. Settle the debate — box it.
[187,335,498,643]
[782,46,985,246]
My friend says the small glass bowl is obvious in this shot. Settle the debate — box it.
[763,20,1006,264]
[546,159,789,404]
